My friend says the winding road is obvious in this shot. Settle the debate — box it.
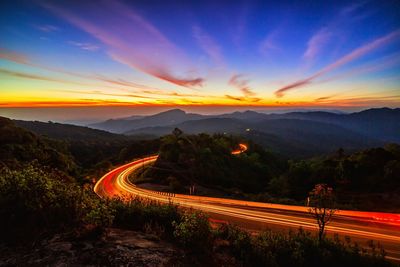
[94,148,400,261]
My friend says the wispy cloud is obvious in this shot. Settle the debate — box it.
[313,95,400,106]
[231,3,249,49]
[339,1,368,16]
[193,26,224,67]
[320,52,400,83]
[303,27,332,62]
[68,41,99,51]
[56,89,157,99]
[0,68,85,85]
[0,48,160,91]
[302,1,370,68]
[228,74,256,97]
[259,29,281,56]
[42,1,203,88]
[225,94,261,102]
[34,24,59,32]
[275,29,400,97]
[0,48,29,64]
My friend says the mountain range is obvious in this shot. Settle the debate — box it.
[8,108,400,158]
[90,108,399,141]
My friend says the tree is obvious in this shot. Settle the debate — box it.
[308,184,336,241]
[172,127,183,138]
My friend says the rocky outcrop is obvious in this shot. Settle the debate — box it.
[0,228,184,267]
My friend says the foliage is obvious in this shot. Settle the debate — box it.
[269,145,400,211]
[0,165,111,242]
[172,210,212,250]
[216,225,392,267]
[0,117,77,174]
[110,196,180,238]
[144,130,286,194]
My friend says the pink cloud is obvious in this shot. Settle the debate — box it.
[0,48,29,64]
[303,27,332,61]
[42,1,203,88]
[275,29,400,97]
[228,74,255,97]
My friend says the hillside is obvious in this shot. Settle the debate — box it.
[90,109,205,133]
[5,117,161,182]
[125,117,381,157]
[14,119,127,141]
[270,108,400,142]
[0,117,76,173]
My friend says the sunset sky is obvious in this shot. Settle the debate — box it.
[0,0,399,121]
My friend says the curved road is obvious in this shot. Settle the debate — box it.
[94,151,400,261]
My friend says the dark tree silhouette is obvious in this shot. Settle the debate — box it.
[308,184,336,241]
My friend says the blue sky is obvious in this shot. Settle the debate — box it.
[0,0,399,120]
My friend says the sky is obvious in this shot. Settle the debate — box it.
[0,0,399,121]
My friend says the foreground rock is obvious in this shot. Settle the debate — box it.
[0,228,184,266]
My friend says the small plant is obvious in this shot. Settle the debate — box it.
[172,210,212,250]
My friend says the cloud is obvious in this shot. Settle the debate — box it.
[35,24,59,32]
[313,95,400,106]
[314,95,337,102]
[339,1,368,16]
[231,2,249,49]
[42,1,203,88]
[302,2,371,69]
[0,68,86,85]
[228,74,256,97]
[193,25,224,66]
[0,48,29,64]
[0,48,160,91]
[56,89,157,99]
[259,29,281,56]
[303,27,332,61]
[275,29,400,97]
[225,94,261,102]
[68,41,99,51]
[320,52,400,83]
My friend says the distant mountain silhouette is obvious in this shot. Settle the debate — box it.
[89,109,205,133]
[10,107,397,158]
[14,120,126,141]
[125,117,381,157]
[103,107,399,140]
[268,108,400,142]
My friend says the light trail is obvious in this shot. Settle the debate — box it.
[94,152,400,261]
[231,143,248,155]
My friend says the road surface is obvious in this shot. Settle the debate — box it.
[94,154,400,261]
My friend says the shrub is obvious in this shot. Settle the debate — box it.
[214,225,393,267]
[0,165,112,242]
[110,196,180,238]
[215,223,252,261]
[172,210,212,250]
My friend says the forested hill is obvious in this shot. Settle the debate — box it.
[0,116,76,174]
[1,116,161,182]
[14,119,127,141]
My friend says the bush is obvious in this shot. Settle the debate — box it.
[215,223,252,260]
[214,225,392,267]
[0,165,112,242]
[172,210,212,250]
[110,196,180,238]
